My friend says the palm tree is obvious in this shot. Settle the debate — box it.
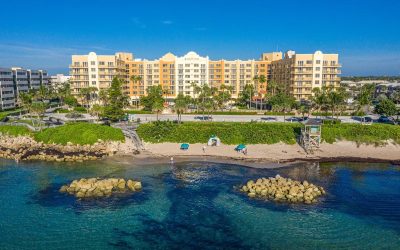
[267,80,278,96]
[130,75,142,108]
[258,75,267,110]
[174,93,191,123]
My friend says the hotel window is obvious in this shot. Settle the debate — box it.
[83,62,88,67]
[315,74,320,78]
[330,61,336,66]
[316,60,321,64]
[108,62,114,67]
[92,81,96,85]
[297,61,304,66]
[99,61,105,65]
[315,80,320,85]
[316,67,320,71]
[91,74,96,78]
[91,61,96,65]
[91,68,96,72]
[185,64,190,67]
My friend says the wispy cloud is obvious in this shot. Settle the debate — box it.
[162,20,173,25]
[131,17,146,29]
[0,43,115,74]
[194,27,207,31]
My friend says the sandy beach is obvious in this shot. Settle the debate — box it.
[142,141,400,164]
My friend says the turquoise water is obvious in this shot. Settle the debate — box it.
[0,159,399,249]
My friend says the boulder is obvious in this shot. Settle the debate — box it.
[59,177,142,198]
[240,176,325,204]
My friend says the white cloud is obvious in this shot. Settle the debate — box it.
[131,17,147,29]
[162,20,173,25]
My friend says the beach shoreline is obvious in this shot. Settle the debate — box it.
[139,141,400,166]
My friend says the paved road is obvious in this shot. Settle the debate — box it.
[132,114,381,123]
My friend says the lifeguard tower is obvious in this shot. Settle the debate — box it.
[300,119,322,154]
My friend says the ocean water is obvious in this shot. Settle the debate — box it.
[0,158,399,249]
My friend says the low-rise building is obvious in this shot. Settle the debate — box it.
[0,68,16,110]
[0,67,51,110]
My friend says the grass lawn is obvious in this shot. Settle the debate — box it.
[0,125,32,137]
[0,109,22,121]
[34,122,125,145]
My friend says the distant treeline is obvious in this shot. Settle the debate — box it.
[342,76,400,82]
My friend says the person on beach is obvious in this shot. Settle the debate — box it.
[202,146,206,153]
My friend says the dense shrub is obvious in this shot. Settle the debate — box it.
[125,110,153,114]
[138,121,400,145]
[264,111,295,116]
[311,112,351,117]
[73,106,87,113]
[188,111,259,115]
[322,123,400,145]
[322,119,342,125]
[34,123,124,145]
[137,121,301,144]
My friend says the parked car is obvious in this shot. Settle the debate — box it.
[377,116,394,124]
[361,116,373,125]
[194,116,213,121]
[286,117,302,122]
[298,116,309,122]
[260,117,277,122]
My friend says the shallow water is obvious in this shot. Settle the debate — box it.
[0,159,399,249]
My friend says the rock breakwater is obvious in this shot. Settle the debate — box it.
[0,135,135,162]
[240,175,326,204]
[59,178,142,198]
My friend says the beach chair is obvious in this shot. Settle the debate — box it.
[235,144,246,152]
[180,143,189,150]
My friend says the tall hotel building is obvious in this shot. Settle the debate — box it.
[69,50,340,102]
[271,51,341,100]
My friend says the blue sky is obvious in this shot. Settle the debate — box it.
[0,0,399,76]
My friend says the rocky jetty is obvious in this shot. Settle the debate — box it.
[59,178,142,198]
[0,135,137,162]
[240,175,326,204]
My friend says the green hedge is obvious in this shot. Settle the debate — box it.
[322,123,400,145]
[137,121,301,144]
[73,106,87,113]
[264,112,295,116]
[0,125,32,136]
[125,110,153,114]
[34,123,125,145]
[188,111,259,115]
[137,121,400,145]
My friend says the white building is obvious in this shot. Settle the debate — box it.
[175,51,209,96]
[49,74,71,91]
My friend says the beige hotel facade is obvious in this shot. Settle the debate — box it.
[69,50,341,102]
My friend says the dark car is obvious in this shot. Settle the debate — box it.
[194,116,213,121]
[261,117,277,121]
[298,116,309,122]
[286,117,301,122]
[363,116,373,123]
[377,116,394,124]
